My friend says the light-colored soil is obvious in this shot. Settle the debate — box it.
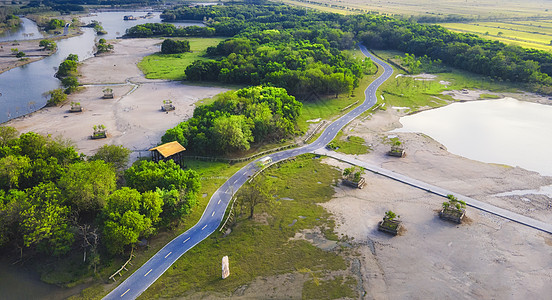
[0,39,54,74]
[5,38,228,160]
[320,90,552,299]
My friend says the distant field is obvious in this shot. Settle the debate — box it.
[273,0,552,51]
[440,21,552,51]
[274,0,552,19]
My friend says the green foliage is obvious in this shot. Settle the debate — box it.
[15,51,25,58]
[56,55,78,78]
[58,160,116,215]
[0,126,19,148]
[384,210,398,221]
[45,18,65,31]
[61,76,79,94]
[212,115,253,153]
[96,38,113,53]
[39,39,57,51]
[125,23,215,38]
[138,37,225,80]
[124,159,200,193]
[329,135,370,155]
[444,194,466,210]
[46,88,67,106]
[21,182,74,256]
[162,86,301,155]
[342,166,363,182]
[102,187,157,254]
[89,144,131,172]
[161,39,190,54]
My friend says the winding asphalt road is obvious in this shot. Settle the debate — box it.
[103,44,392,300]
[104,45,551,300]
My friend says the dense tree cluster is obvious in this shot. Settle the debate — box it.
[0,128,201,258]
[162,86,302,154]
[161,38,190,54]
[44,18,65,31]
[125,23,215,38]
[353,14,552,87]
[185,34,373,98]
[152,3,552,93]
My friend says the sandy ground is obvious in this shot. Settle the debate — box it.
[0,39,55,74]
[5,38,228,160]
[318,90,552,299]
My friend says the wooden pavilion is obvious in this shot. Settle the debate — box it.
[149,141,186,164]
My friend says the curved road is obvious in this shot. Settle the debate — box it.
[104,45,392,300]
[104,45,552,300]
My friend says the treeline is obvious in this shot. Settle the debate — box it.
[162,86,302,155]
[353,14,552,88]
[127,5,375,99]
[0,127,201,261]
[151,3,552,93]
[125,23,215,38]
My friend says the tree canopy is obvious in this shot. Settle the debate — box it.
[162,86,302,155]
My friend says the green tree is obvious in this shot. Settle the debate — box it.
[0,155,31,190]
[124,159,201,194]
[58,160,116,216]
[61,76,79,94]
[212,115,253,153]
[237,178,272,219]
[46,88,67,106]
[102,187,156,254]
[89,144,131,173]
[39,39,56,51]
[161,39,191,54]
[0,126,19,148]
[21,183,74,256]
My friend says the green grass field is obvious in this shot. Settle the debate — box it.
[373,50,519,111]
[138,37,226,80]
[135,154,354,299]
[440,22,552,51]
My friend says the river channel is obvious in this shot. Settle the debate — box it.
[0,11,202,124]
[392,97,552,176]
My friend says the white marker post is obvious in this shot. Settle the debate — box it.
[222,256,230,279]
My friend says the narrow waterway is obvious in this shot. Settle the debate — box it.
[0,17,46,42]
[392,97,552,176]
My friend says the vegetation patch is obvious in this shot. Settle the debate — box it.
[302,275,357,300]
[138,37,225,80]
[138,154,351,299]
[328,133,370,155]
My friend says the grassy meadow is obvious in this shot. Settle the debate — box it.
[138,37,225,80]
[440,21,552,51]
[135,154,356,299]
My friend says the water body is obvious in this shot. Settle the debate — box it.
[0,11,203,124]
[80,11,204,40]
[0,257,83,300]
[392,97,552,176]
[0,28,96,123]
[0,17,45,42]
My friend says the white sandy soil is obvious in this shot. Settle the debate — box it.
[320,90,552,299]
